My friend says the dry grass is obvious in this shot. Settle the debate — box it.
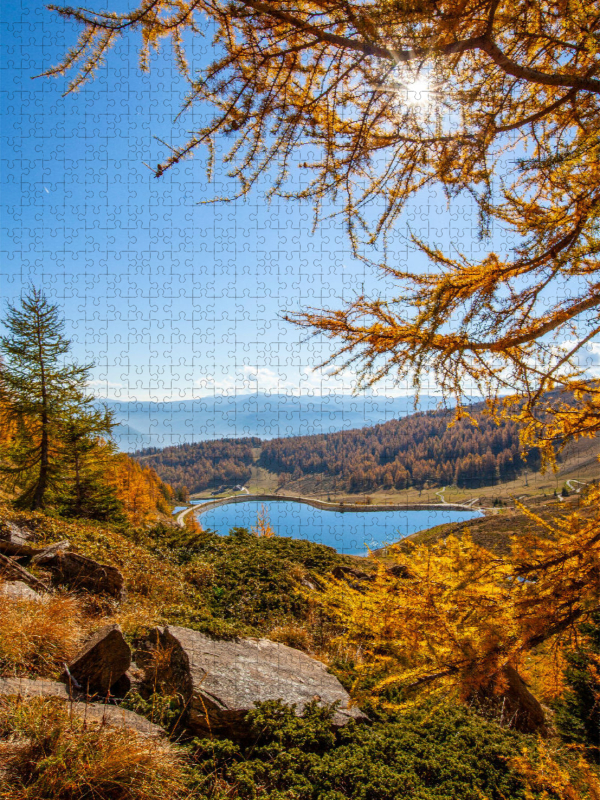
[0,507,208,637]
[0,584,84,678]
[268,623,312,652]
[0,697,192,800]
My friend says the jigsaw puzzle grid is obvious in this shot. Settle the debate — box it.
[2,1,592,554]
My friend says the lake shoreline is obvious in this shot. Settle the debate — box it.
[176,493,484,527]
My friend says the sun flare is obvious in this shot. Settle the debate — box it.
[386,68,436,114]
[402,77,431,106]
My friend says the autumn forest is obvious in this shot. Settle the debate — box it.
[135,409,544,494]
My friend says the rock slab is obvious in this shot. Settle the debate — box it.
[37,551,125,600]
[137,625,365,735]
[0,520,38,556]
[0,552,50,593]
[63,624,131,695]
[30,539,70,565]
[1,580,41,602]
[0,677,163,737]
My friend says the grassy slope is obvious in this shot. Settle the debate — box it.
[0,505,365,680]
[390,494,590,556]
[2,502,599,798]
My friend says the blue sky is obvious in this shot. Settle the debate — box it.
[4,0,579,405]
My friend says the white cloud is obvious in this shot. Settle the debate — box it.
[192,365,359,397]
[558,339,600,374]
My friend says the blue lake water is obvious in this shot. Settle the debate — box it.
[196,500,482,555]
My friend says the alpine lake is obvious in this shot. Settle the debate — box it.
[192,498,483,556]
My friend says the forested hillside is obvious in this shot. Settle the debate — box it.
[260,410,541,491]
[134,409,544,494]
[135,439,260,494]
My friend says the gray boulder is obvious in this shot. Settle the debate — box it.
[79,702,165,736]
[1,580,41,602]
[62,624,131,695]
[0,677,163,737]
[0,677,72,701]
[37,550,125,600]
[30,539,70,565]
[137,625,366,736]
[0,520,39,556]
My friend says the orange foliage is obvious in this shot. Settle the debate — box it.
[0,405,17,450]
[252,504,276,538]
[183,510,203,535]
[510,742,600,800]
[319,484,600,710]
[103,453,172,526]
[47,0,600,451]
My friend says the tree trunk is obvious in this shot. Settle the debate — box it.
[473,664,547,735]
[74,453,81,513]
[31,311,49,510]
[31,415,49,509]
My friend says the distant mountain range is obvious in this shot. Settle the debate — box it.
[107,394,456,451]
[130,401,539,495]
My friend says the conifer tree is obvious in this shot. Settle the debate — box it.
[0,287,108,509]
[56,404,124,520]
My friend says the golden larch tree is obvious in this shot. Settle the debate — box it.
[43,0,600,451]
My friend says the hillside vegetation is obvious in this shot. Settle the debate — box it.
[136,438,259,496]
[134,407,549,495]
[1,291,599,798]
[1,497,599,799]
[259,410,542,491]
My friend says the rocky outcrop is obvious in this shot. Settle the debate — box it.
[62,624,131,695]
[0,520,39,556]
[386,563,415,580]
[0,677,163,737]
[30,539,70,565]
[331,565,372,582]
[136,625,366,736]
[0,580,41,601]
[0,677,72,701]
[0,552,50,593]
[0,543,124,600]
[79,702,165,736]
[36,551,125,600]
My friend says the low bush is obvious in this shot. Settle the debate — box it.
[185,527,356,630]
[190,700,597,800]
[120,691,186,734]
[1,697,597,800]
